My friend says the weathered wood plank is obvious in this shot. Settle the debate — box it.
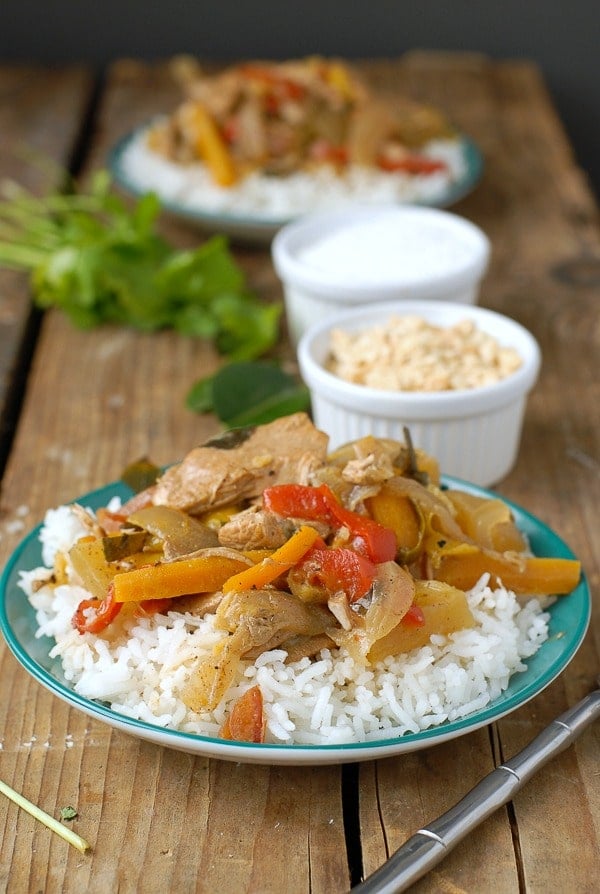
[353,53,600,893]
[360,730,519,893]
[1,53,598,894]
[0,65,94,454]
[0,58,348,894]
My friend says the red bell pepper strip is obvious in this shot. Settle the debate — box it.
[377,154,447,175]
[400,604,426,627]
[219,685,266,743]
[72,583,122,634]
[298,545,377,603]
[263,484,396,564]
[309,139,349,166]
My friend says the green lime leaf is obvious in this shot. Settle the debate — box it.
[185,374,216,414]
[186,360,311,428]
[224,385,311,428]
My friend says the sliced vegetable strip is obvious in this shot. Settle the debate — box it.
[223,525,320,593]
[181,101,237,186]
[296,546,377,603]
[72,587,122,634]
[263,483,396,563]
[112,554,250,603]
[432,545,581,596]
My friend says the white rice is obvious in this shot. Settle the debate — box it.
[116,125,468,220]
[21,503,551,745]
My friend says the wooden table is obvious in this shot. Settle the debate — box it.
[0,53,599,893]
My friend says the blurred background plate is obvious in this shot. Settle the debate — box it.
[108,126,484,244]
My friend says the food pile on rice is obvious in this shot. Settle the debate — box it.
[21,414,580,745]
[118,56,469,217]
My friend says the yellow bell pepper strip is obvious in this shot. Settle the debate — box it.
[324,61,355,100]
[263,483,397,564]
[365,487,424,564]
[112,554,250,603]
[181,101,237,187]
[222,525,320,593]
[429,541,581,596]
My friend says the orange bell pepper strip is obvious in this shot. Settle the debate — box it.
[73,553,252,634]
[112,554,251,603]
[366,487,424,563]
[222,525,320,593]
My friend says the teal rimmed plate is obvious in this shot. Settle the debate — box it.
[108,125,484,244]
[0,477,590,765]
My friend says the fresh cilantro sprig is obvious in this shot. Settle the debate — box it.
[0,171,281,360]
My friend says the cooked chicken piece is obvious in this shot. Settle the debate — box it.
[218,506,330,551]
[234,97,268,162]
[222,589,333,659]
[328,435,404,468]
[153,413,329,514]
[342,451,395,485]
[182,587,332,711]
[313,434,399,487]
[171,591,223,617]
[347,98,397,165]
[218,506,295,551]
[187,68,244,119]
[280,632,335,663]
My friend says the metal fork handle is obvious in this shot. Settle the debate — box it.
[352,688,600,894]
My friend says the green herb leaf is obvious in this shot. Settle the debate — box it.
[59,806,78,821]
[185,376,216,414]
[186,361,311,428]
[120,457,162,493]
[0,175,281,361]
[224,385,311,429]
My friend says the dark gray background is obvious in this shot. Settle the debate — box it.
[2,1,599,199]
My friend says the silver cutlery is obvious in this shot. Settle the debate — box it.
[352,677,600,893]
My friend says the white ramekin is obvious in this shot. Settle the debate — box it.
[272,205,491,345]
[297,300,541,486]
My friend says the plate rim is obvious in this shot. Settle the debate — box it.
[0,475,590,765]
[107,124,485,240]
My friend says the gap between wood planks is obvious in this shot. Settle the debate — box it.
[343,762,365,886]
[0,67,106,481]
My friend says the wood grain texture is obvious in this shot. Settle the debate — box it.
[0,65,94,455]
[354,53,600,893]
[0,53,598,893]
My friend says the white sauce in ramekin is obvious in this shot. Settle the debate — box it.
[298,216,477,284]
